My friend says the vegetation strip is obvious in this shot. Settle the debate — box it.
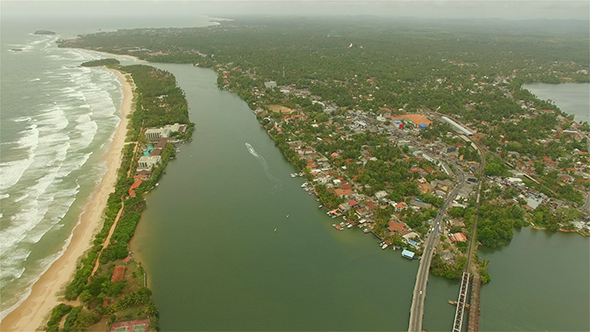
[46,61,194,332]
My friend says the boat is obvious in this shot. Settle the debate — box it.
[363,228,370,233]
[347,223,353,229]
[318,205,323,208]
[290,173,297,178]
[381,244,389,249]
[332,224,342,230]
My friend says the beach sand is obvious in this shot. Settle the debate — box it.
[0,69,135,331]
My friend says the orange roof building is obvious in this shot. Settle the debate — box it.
[388,221,407,233]
[451,232,468,242]
[128,179,143,197]
[111,266,126,282]
[388,114,432,127]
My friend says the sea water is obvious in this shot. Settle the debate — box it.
[0,15,218,321]
[0,26,125,320]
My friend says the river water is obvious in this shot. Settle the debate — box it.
[524,83,590,124]
[130,65,590,331]
[129,64,463,331]
[479,228,589,331]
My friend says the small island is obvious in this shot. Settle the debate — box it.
[81,58,120,67]
[33,30,56,35]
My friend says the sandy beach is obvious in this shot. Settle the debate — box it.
[0,69,135,331]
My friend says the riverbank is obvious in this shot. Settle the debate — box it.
[531,225,590,236]
[0,69,134,331]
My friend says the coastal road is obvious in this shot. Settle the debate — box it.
[408,169,465,332]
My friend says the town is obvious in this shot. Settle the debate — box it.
[216,74,590,271]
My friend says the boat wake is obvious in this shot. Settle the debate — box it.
[245,143,282,191]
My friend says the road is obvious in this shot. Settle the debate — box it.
[408,169,465,332]
[464,140,487,272]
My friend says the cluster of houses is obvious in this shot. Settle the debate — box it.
[129,123,187,197]
[220,68,590,246]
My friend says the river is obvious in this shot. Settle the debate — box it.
[130,64,589,331]
[479,83,590,331]
[129,64,452,331]
[479,228,589,331]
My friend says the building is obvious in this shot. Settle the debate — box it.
[145,123,187,141]
[441,116,473,136]
[388,220,407,233]
[128,179,143,197]
[401,249,415,259]
[134,170,153,180]
[264,81,277,89]
[138,155,162,171]
[450,232,468,242]
[145,127,171,140]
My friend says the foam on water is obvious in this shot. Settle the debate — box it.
[0,29,126,319]
[0,124,38,191]
[0,222,76,321]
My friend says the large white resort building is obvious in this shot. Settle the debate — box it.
[137,155,162,171]
[145,123,187,140]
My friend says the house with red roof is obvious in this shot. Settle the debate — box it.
[128,179,143,197]
[388,221,407,233]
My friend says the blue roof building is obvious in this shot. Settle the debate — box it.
[401,249,415,259]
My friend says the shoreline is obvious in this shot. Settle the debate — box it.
[0,69,135,331]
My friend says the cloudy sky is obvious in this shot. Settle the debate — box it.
[2,0,589,20]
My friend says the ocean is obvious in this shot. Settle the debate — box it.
[0,16,213,320]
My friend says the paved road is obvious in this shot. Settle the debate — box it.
[464,140,487,272]
[408,169,465,332]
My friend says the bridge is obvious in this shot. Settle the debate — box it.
[407,112,485,332]
[452,272,470,332]
[407,170,465,332]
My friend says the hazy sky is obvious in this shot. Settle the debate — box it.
[2,0,589,20]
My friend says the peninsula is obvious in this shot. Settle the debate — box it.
[0,62,193,332]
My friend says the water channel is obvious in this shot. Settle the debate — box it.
[129,64,452,331]
[131,65,589,331]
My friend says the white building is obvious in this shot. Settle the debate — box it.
[145,128,171,140]
[441,116,473,136]
[145,123,187,140]
[138,156,162,171]
[264,81,277,89]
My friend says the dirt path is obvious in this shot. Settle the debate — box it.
[91,198,125,276]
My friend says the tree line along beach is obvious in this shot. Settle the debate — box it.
[1,53,194,330]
